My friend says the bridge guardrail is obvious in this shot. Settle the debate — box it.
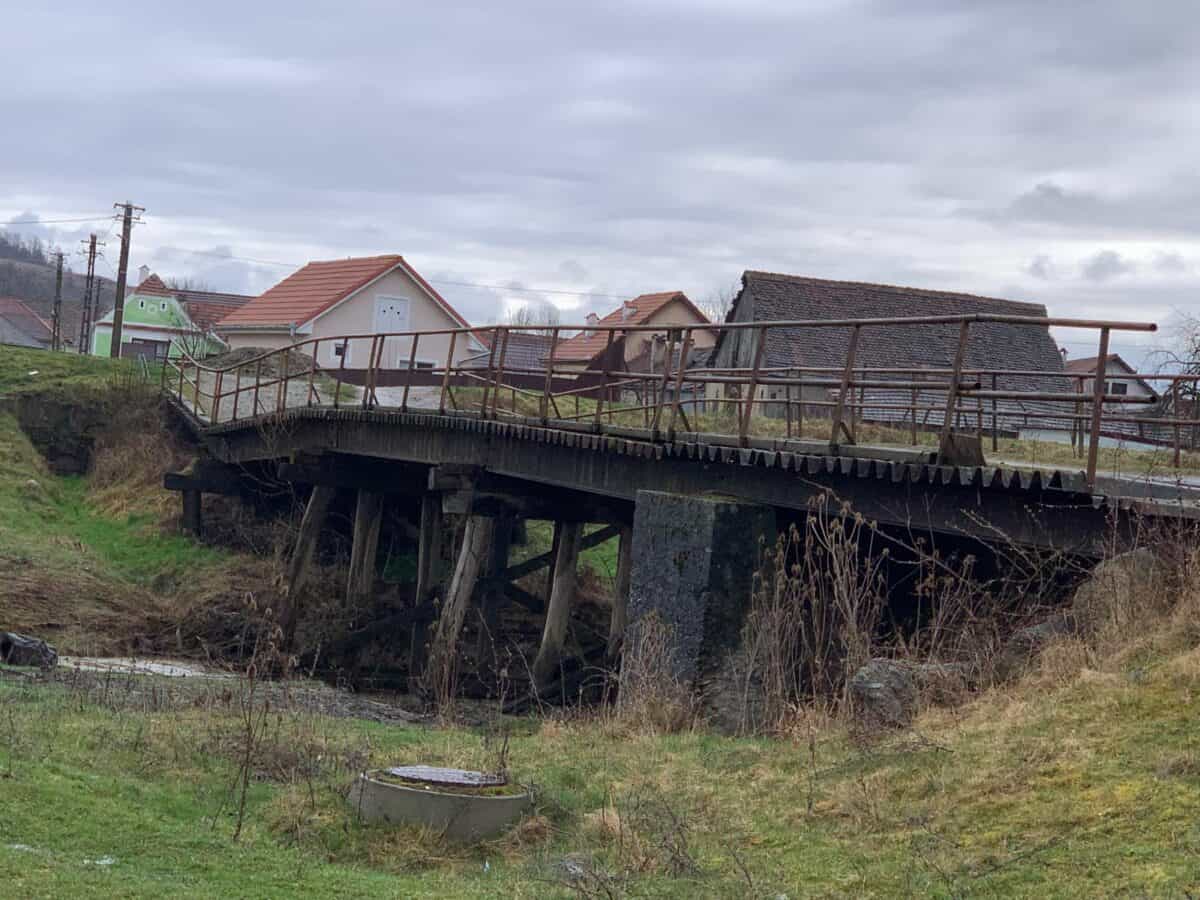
[162,314,1200,487]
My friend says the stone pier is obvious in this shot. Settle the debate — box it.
[624,490,775,731]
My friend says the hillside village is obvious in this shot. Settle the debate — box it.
[5,2,1200,897]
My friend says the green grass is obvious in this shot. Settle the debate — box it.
[2,633,1200,898]
[0,345,149,396]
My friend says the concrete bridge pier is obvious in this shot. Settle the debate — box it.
[623,490,776,731]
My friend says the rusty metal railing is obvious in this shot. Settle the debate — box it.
[162,313,1196,488]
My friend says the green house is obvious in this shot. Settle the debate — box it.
[90,272,252,360]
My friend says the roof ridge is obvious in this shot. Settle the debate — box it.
[744,270,1046,311]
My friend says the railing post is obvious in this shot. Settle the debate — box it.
[478,329,499,416]
[231,364,241,423]
[193,361,202,413]
[1173,379,1182,468]
[1085,328,1111,487]
[650,331,678,435]
[306,340,319,406]
[936,321,971,460]
[593,328,616,430]
[991,372,999,452]
[785,371,793,439]
[491,327,511,419]
[738,325,767,446]
[277,348,288,414]
[212,370,223,423]
[829,325,861,446]
[334,340,347,409]
[402,332,420,412]
[541,328,559,423]
[438,331,458,414]
[360,336,378,409]
[253,359,262,416]
[910,383,918,446]
[667,329,694,440]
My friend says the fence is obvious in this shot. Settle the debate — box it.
[164,313,1198,487]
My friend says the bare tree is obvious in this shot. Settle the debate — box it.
[507,300,561,335]
[698,279,740,324]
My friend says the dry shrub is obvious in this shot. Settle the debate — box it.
[736,499,887,731]
[613,612,696,734]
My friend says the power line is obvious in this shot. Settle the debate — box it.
[1,214,120,226]
[158,244,627,299]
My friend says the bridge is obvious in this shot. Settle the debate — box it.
[162,313,1200,706]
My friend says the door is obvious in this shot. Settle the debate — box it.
[374,296,411,368]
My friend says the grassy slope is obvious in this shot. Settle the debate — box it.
[1,637,1199,898]
[0,347,226,650]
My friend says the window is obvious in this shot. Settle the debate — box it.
[138,299,145,309]
[160,301,167,311]
[332,340,351,366]
[1107,381,1129,396]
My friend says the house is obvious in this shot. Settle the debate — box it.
[708,271,1068,432]
[218,254,484,369]
[461,331,556,373]
[0,297,53,349]
[90,272,253,360]
[549,291,714,374]
[1064,354,1158,402]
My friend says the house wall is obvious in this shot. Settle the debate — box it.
[91,292,223,358]
[222,331,302,353]
[1072,363,1156,401]
[306,268,481,370]
[620,298,716,364]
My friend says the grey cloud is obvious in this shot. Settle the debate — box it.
[2,0,1200,326]
[1027,255,1055,280]
[1081,250,1134,282]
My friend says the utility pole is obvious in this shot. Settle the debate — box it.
[77,234,100,353]
[108,200,144,358]
[50,252,64,351]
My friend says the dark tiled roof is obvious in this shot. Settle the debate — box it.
[718,271,1074,430]
[175,288,254,331]
[461,331,555,371]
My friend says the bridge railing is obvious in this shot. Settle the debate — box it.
[163,313,1200,486]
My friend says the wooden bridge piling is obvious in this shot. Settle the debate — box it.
[282,484,337,642]
[533,520,582,690]
[346,490,384,611]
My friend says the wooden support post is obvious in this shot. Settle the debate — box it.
[1173,380,1182,468]
[937,321,971,463]
[667,329,694,440]
[181,489,202,535]
[533,520,582,689]
[738,326,766,446]
[346,490,384,609]
[428,515,494,690]
[829,325,861,446]
[438,332,458,414]
[415,493,445,605]
[1085,329,1110,486]
[476,515,513,657]
[281,485,337,642]
[992,373,1000,452]
[606,525,632,661]
[409,493,445,679]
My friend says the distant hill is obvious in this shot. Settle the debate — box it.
[0,232,117,347]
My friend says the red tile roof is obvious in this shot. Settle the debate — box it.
[219,254,471,331]
[1064,353,1126,373]
[551,291,710,362]
[0,297,52,345]
[130,274,174,298]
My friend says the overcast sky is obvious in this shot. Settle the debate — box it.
[3,0,1198,359]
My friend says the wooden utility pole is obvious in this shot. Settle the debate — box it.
[50,252,63,351]
[77,234,100,353]
[108,201,144,358]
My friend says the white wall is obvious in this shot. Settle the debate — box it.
[312,267,481,369]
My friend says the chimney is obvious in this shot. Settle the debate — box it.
[137,264,150,285]
[584,312,600,336]
[1060,346,1069,360]
[621,300,637,321]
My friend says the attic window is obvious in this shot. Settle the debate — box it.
[160,301,166,311]
[138,299,145,309]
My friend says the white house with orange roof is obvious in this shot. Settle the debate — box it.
[549,291,714,374]
[218,254,485,369]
